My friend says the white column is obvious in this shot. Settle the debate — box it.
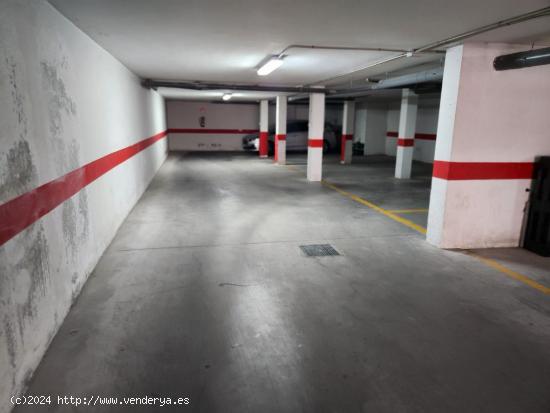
[341,101,355,164]
[395,88,418,179]
[275,96,287,164]
[259,100,269,158]
[427,43,550,249]
[307,93,325,181]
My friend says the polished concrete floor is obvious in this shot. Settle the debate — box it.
[21,153,550,413]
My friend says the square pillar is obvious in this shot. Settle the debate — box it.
[275,96,287,164]
[307,93,325,181]
[427,43,550,248]
[259,100,268,158]
[341,101,355,164]
[395,89,418,179]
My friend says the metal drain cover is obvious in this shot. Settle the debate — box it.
[300,244,340,257]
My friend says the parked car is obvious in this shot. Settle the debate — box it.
[243,121,339,154]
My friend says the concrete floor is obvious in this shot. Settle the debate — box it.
[20,153,550,413]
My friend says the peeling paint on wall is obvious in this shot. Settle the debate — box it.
[0,2,167,410]
[7,56,28,138]
[41,61,76,139]
[15,226,50,333]
[0,140,38,202]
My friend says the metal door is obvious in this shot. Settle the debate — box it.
[524,156,550,256]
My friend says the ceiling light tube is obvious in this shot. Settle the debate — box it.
[222,93,232,101]
[257,57,284,76]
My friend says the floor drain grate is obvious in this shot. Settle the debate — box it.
[300,244,340,257]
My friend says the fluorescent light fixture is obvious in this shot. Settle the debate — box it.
[257,56,284,76]
[222,93,232,101]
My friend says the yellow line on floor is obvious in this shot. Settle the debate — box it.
[388,208,429,214]
[317,177,549,296]
[465,252,550,295]
[320,180,427,235]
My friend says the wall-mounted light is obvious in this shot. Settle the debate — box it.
[222,93,232,101]
[257,56,284,76]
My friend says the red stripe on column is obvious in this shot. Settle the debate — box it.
[0,130,168,247]
[340,134,353,161]
[308,139,324,148]
[387,131,436,140]
[259,131,268,157]
[433,161,534,180]
[415,133,437,141]
[397,138,415,147]
[274,134,286,162]
[168,128,259,134]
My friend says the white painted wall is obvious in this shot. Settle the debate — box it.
[386,107,438,163]
[0,1,167,410]
[427,43,550,248]
[364,109,387,155]
[167,101,343,151]
[167,101,259,151]
[354,108,367,144]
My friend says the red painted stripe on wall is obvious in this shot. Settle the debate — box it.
[397,138,415,147]
[387,131,436,140]
[168,128,259,134]
[0,130,168,247]
[308,139,324,148]
[433,160,534,180]
[275,134,286,141]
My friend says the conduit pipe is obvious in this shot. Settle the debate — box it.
[276,44,442,56]
[309,6,550,86]
[142,79,333,94]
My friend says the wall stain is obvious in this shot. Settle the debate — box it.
[0,140,38,202]
[14,226,50,336]
[41,59,90,256]
[62,199,78,259]
[7,56,28,137]
[40,61,76,140]
[78,189,89,241]
[3,316,17,370]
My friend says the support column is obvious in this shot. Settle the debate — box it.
[340,101,355,164]
[395,89,418,179]
[258,100,268,158]
[307,93,325,181]
[427,43,550,249]
[275,96,287,164]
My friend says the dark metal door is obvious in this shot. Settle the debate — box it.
[524,156,550,256]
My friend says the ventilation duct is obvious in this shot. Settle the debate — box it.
[494,47,550,71]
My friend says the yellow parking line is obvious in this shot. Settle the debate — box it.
[317,177,549,296]
[320,180,427,235]
[388,208,429,214]
[465,252,550,295]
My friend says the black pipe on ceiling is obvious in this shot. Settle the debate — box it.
[493,47,550,71]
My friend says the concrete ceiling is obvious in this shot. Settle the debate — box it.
[49,0,550,93]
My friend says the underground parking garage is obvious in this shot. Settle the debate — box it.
[1,1,550,412]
